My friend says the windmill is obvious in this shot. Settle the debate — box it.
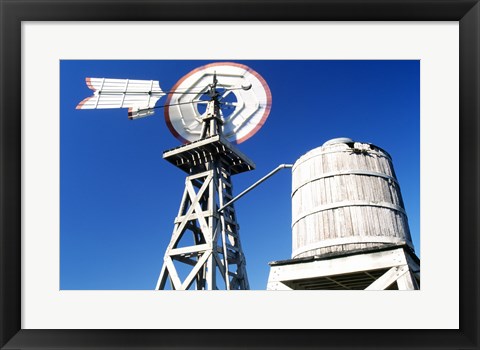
[77,62,272,290]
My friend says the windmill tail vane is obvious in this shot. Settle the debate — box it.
[76,77,166,120]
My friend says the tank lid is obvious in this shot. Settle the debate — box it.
[322,137,354,146]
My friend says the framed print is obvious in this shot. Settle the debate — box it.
[1,0,478,349]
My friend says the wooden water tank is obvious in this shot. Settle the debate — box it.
[291,138,413,259]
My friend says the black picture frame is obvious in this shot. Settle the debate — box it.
[1,1,478,349]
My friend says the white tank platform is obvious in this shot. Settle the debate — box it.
[267,244,420,290]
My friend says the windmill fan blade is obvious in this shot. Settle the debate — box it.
[76,78,165,114]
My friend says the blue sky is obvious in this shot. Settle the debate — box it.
[60,60,420,290]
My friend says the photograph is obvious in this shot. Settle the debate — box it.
[61,59,420,291]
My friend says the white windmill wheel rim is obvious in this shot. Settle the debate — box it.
[164,62,272,144]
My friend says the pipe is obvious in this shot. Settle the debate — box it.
[217,164,293,213]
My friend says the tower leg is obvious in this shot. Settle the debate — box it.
[396,270,418,290]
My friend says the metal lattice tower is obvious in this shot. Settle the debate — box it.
[155,78,253,290]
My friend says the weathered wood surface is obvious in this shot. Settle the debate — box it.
[267,246,420,290]
[291,141,413,258]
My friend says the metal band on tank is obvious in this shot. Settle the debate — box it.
[291,236,409,259]
[291,201,407,228]
[291,170,399,197]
